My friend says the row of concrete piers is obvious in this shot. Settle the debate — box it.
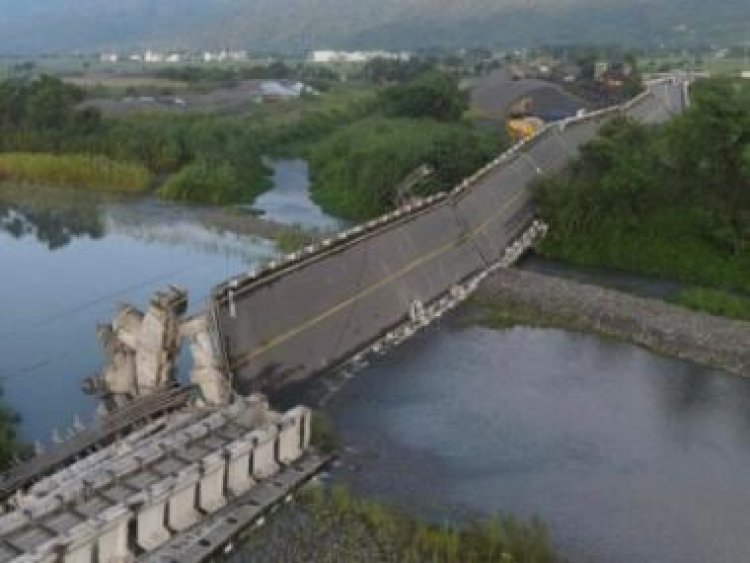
[0,398,312,563]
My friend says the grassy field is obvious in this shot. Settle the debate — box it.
[0,153,152,193]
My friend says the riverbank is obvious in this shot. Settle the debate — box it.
[472,268,750,377]
[238,485,557,562]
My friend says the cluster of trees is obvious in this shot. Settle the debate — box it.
[0,75,101,150]
[151,61,295,85]
[537,78,750,292]
[362,57,435,84]
[380,71,468,121]
[310,117,500,219]
[309,70,500,219]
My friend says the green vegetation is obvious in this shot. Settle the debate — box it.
[537,78,750,294]
[158,160,268,205]
[381,71,468,121]
[0,153,151,192]
[245,485,557,562]
[0,74,376,204]
[274,227,319,254]
[673,288,750,322]
[0,391,30,470]
[309,411,338,455]
[310,117,501,220]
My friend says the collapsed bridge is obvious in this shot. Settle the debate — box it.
[209,77,689,396]
[0,75,690,562]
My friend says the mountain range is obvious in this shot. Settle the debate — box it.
[0,0,747,54]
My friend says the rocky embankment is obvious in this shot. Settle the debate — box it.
[475,268,750,377]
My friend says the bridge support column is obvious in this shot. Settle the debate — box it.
[96,505,132,563]
[61,522,98,563]
[251,427,279,480]
[135,483,173,552]
[277,407,312,465]
[167,467,201,532]
[198,453,226,513]
[225,439,255,497]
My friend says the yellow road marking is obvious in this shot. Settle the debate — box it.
[230,188,528,370]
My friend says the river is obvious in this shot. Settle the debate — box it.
[2,162,750,561]
[320,317,750,563]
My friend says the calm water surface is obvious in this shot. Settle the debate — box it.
[253,159,342,231]
[0,159,333,441]
[324,320,750,563]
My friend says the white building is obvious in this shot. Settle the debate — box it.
[310,50,410,64]
[99,52,119,63]
[144,50,165,63]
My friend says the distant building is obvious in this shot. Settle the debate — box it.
[166,53,182,63]
[260,81,318,102]
[741,70,750,79]
[144,50,165,63]
[203,50,249,63]
[594,61,609,81]
[99,52,119,63]
[310,50,410,64]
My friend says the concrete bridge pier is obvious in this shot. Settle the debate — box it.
[225,439,255,497]
[95,504,133,563]
[250,428,279,480]
[166,467,201,533]
[198,453,226,513]
[134,483,173,552]
[277,407,312,465]
[61,522,98,563]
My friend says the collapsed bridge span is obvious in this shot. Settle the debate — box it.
[210,77,689,395]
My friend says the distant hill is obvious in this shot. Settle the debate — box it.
[0,0,748,54]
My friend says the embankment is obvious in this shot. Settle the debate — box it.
[473,268,750,377]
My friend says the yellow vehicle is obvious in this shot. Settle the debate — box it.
[506,116,545,142]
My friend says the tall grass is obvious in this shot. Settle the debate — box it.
[0,153,151,193]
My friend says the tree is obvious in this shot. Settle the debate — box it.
[380,71,468,121]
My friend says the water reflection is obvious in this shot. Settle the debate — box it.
[0,198,104,250]
[0,185,277,442]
